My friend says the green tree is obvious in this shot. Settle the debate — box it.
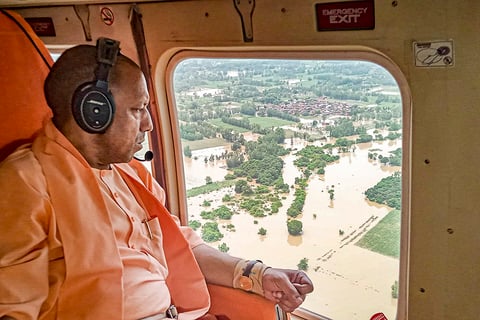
[328,189,335,200]
[218,242,230,253]
[234,179,249,194]
[287,219,303,235]
[391,280,399,298]
[188,220,201,231]
[214,205,233,220]
[297,258,309,271]
[201,222,223,242]
[258,227,267,236]
[365,172,401,210]
[183,145,192,157]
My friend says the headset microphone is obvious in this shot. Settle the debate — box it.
[134,151,154,162]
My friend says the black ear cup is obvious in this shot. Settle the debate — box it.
[71,37,120,134]
[72,81,115,133]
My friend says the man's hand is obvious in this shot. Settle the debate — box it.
[262,268,314,312]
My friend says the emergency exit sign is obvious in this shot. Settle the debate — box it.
[316,0,375,31]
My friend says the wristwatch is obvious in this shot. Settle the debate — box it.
[239,260,261,291]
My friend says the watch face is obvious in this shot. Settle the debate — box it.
[239,276,253,291]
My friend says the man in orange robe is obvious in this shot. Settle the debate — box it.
[0,41,313,320]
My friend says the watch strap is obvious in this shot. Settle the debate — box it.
[242,259,261,276]
[233,259,270,296]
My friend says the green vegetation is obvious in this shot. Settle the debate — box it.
[369,147,402,167]
[188,220,201,231]
[180,121,217,141]
[233,128,288,185]
[294,145,339,176]
[248,115,295,128]
[186,180,237,197]
[201,205,233,220]
[365,172,401,210]
[355,209,401,258]
[391,280,399,299]
[201,222,223,242]
[287,219,303,236]
[287,186,306,218]
[175,59,403,262]
[328,188,335,200]
[240,198,267,218]
[297,258,309,271]
[182,137,229,151]
[258,227,267,236]
[183,145,192,157]
[208,118,250,133]
[218,242,230,253]
[234,179,253,195]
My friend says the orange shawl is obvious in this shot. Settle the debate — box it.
[33,121,210,319]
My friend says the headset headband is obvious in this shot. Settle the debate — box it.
[95,37,120,89]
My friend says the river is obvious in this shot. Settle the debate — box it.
[184,134,401,320]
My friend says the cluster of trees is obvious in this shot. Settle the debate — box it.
[326,118,368,138]
[221,116,253,131]
[201,222,223,242]
[239,198,268,218]
[294,145,340,176]
[180,121,217,141]
[265,108,300,122]
[368,148,402,166]
[287,178,307,219]
[365,171,401,210]
[243,191,282,217]
[235,156,283,186]
[200,205,234,220]
[233,129,289,186]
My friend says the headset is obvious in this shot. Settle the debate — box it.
[72,37,120,133]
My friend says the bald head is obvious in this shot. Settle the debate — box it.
[44,44,140,131]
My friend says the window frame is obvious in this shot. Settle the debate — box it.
[158,46,411,320]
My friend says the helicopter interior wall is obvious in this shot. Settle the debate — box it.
[7,1,480,319]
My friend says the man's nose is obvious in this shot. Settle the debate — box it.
[141,109,154,132]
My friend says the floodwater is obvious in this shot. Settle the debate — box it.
[184,135,402,320]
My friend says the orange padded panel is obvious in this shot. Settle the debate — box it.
[207,284,287,320]
[0,10,53,161]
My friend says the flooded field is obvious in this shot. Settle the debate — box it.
[184,136,402,320]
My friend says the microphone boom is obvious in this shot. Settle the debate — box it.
[134,150,153,161]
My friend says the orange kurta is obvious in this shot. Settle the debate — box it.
[0,120,210,319]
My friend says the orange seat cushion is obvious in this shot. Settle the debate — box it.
[0,10,53,161]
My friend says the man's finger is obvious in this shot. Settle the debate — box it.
[293,282,313,295]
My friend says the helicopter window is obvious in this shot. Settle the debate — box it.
[170,56,406,320]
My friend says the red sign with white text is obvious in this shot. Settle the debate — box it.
[25,17,56,37]
[316,0,375,31]
[370,312,388,320]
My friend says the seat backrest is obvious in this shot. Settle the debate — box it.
[0,10,53,161]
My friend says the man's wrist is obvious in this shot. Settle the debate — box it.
[233,259,270,296]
